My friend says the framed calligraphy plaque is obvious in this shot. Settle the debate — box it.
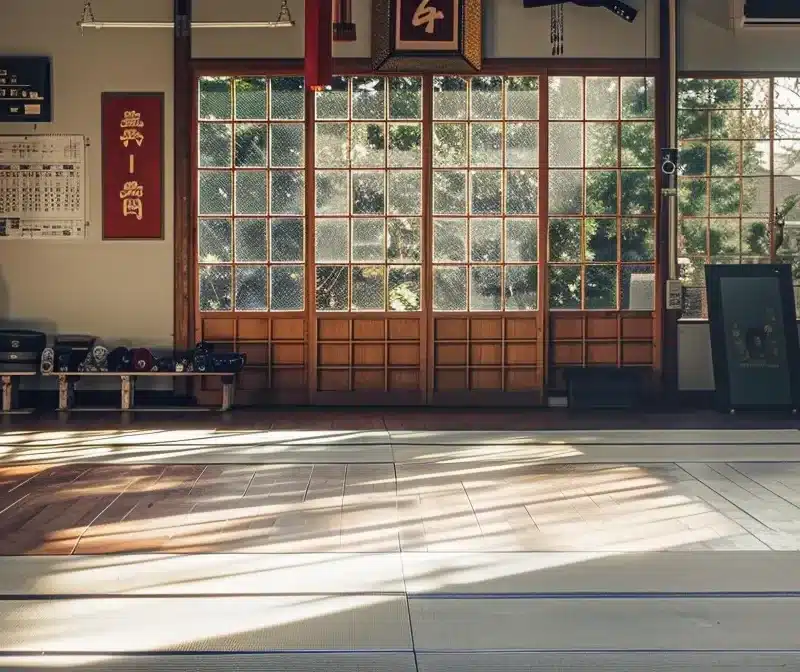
[705,263,800,412]
[372,0,482,72]
[101,92,164,240]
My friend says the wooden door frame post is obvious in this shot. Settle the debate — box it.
[174,0,193,397]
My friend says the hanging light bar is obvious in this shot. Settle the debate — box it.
[76,0,295,32]
[78,20,294,29]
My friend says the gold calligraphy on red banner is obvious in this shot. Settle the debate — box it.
[119,110,145,219]
[119,180,144,221]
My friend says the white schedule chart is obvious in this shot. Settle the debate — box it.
[0,134,87,239]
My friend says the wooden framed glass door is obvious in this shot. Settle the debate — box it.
[191,63,662,407]
[428,74,545,405]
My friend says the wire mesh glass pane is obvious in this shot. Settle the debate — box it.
[199,218,232,263]
[352,171,385,215]
[316,218,350,262]
[235,266,268,311]
[389,266,421,311]
[434,218,468,262]
[388,171,422,215]
[470,170,502,215]
[271,219,304,263]
[505,265,538,311]
[389,77,422,120]
[351,123,386,167]
[316,265,349,311]
[434,76,468,120]
[471,76,503,120]
[585,264,617,309]
[271,77,305,120]
[316,123,349,168]
[433,171,468,214]
[506,218,538,262]
[234,123,267,168]
[353,218,385,262]
[470,219,502,263]
[353,77,386,120]
[586,77,619,120]
[235,218,267,262]
[506,77,539,120]
[434,266,467,311]
[352,266,386,311]
[388,123,422,167]
[433,124,468,167]
[470,266,502,310]
[235,77,267,120]
[235,170,267,215]
[505,123,538,168]
[270,171,304,215]
[316,171,349,215]
[316,77,349,120]
[271,123,304,168]
[549,77,583,120]
[199,77,232,120]
[271,265,304,310]
[199,123,232,168]
[471,123,503,166]
[198,171,232,215]
[199,265,232,311]
[506,170,538,215]
[622,264,656,310]
[387,217,421,262]
[549,265,581,309]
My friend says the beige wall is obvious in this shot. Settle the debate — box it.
[192,0,659,60]
[0,0,175,357]
[679,0,800,72]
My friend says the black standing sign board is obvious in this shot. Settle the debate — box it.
[0,56,52,123]
[705,263,800,411]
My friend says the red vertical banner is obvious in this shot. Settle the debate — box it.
[101,92,164,239]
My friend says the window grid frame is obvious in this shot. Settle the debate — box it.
[431,75,541,313]
[675,75,800,320]
[197,75,307,314]
[313,75,425,314]
[547,75,658,312]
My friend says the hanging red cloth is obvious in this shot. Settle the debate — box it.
[332,0,356,42]
[305,0,333,90]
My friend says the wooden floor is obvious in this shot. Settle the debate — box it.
[3,417,800,668]
[3,457,800,555]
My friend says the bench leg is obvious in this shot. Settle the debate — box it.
[1,376,16,412]
[58,375,75,411]
[120,375,135,410]
[221,376,236,412]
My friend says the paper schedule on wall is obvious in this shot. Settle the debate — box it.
[0,134,87,239]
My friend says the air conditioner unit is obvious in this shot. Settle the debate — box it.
[734,0,800,29]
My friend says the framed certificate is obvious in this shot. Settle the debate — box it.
[372,0,482,72]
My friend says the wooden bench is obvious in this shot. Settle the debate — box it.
[46,371,238,412]
[1,371,37,414]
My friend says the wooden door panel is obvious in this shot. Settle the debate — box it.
[312,315,425,404]
[431,315,544,406]
[196,315,308,406]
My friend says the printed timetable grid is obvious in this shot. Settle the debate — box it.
[0,134,86,239]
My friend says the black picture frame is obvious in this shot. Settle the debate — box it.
[705,263,800,412]
[0,56,52,123]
